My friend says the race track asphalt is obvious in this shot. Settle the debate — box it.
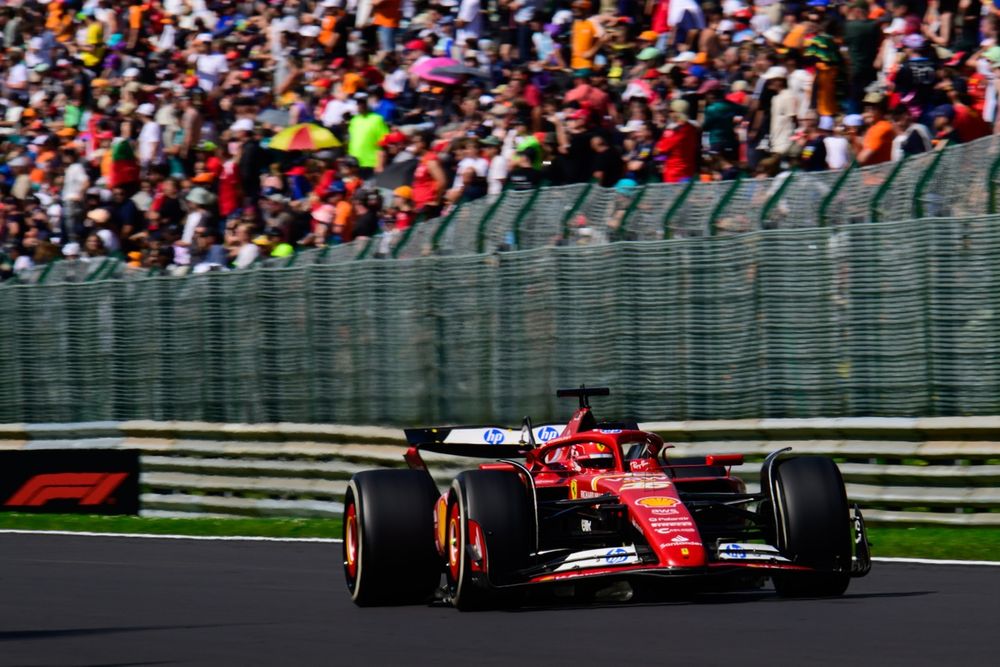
[0,533,997,667]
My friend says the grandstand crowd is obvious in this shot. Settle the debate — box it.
[1,0,998,278]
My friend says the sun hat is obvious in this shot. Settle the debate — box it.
[762,65,789,80]
[185,188,216,206]
[230,118,255,132]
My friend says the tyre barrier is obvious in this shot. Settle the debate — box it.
[1,418,998,525]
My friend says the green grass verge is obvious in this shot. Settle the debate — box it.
[0,514,996,561]
[866,525,1000,561]
[0,513,342,539]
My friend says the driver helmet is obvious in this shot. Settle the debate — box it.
[571,442,615,469]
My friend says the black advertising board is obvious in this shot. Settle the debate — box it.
[0,450,140,515]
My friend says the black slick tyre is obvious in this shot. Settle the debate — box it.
[446,470,532,611]
[343,469,440,606]
[770,456,852,598]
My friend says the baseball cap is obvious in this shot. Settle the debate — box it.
[843,114,864,127]
[863,91,885,105]
[637,46,660,61]
[230,118,255,132]
[379,130,407,147]
[136,103,155,116]
[393,185,413,199]
[931,104,955,120]
[818,115,835,131]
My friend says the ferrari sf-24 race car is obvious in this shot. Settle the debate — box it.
[343,387,871,609]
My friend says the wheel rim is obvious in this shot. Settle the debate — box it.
[345,501,359,583]
[447,502,461,583]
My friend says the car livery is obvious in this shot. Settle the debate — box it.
[343,386,872,609]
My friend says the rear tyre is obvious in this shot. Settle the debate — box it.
[770,456,852,598]
[344,469,440,606]
[446,470,532,611]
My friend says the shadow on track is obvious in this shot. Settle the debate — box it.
[0,623,266,642]
[485,588,935,613]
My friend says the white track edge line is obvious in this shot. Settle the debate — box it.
[871,556,1000,567]
[1,530,999,566]
[0,529,342,543]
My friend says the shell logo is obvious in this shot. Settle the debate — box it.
[636,496,679,508]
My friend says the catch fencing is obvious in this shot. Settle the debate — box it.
[4,214,1000,425]
[6,134,1000,286]
[280,133,1000,262]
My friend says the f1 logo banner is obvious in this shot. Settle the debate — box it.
[0,450,140,515]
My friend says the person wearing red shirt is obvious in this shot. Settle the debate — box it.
[655,100,700,183]
[952,102,991,143]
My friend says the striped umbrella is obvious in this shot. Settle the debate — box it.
[268,123,343,151]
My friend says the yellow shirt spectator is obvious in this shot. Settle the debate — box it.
[571,18,598,70]
[81,20,105,67]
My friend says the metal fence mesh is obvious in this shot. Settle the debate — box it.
[6,214,1000,425]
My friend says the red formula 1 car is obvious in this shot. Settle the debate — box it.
[343,387,871,609]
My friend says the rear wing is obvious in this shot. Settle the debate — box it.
[404,424,566,458]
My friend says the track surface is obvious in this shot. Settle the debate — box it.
[1,534,998,667]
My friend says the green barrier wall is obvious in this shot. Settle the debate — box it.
[3,214,1000,425]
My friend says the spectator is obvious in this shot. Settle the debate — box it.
[767,67,797,158]
[890,105,933,160]
[796,111,830,172]
[931,105,962,145]
[844,0,881,114]
[590,134,622,187]
[857,93,896,165]
[655,100,700,183]
[0,0,997,283]
[703,89,744,159]
[191,224,228,272]
[347,93,389,178]
[230,223,259,269]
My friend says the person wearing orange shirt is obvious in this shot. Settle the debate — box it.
[128,2,147,50]
[570,0,605,70]
[856,92,896,165]
[372,0,401,54]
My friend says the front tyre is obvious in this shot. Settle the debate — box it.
[446,470,531,610]
[770,456,852,598]
[344,469,440,606]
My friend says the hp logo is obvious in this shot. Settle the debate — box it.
[483,429,505,445]
[725,544,746,559]
[605,548,628,564]
[538,426,559,442]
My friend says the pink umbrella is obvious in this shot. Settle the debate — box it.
[411,57,461,84]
